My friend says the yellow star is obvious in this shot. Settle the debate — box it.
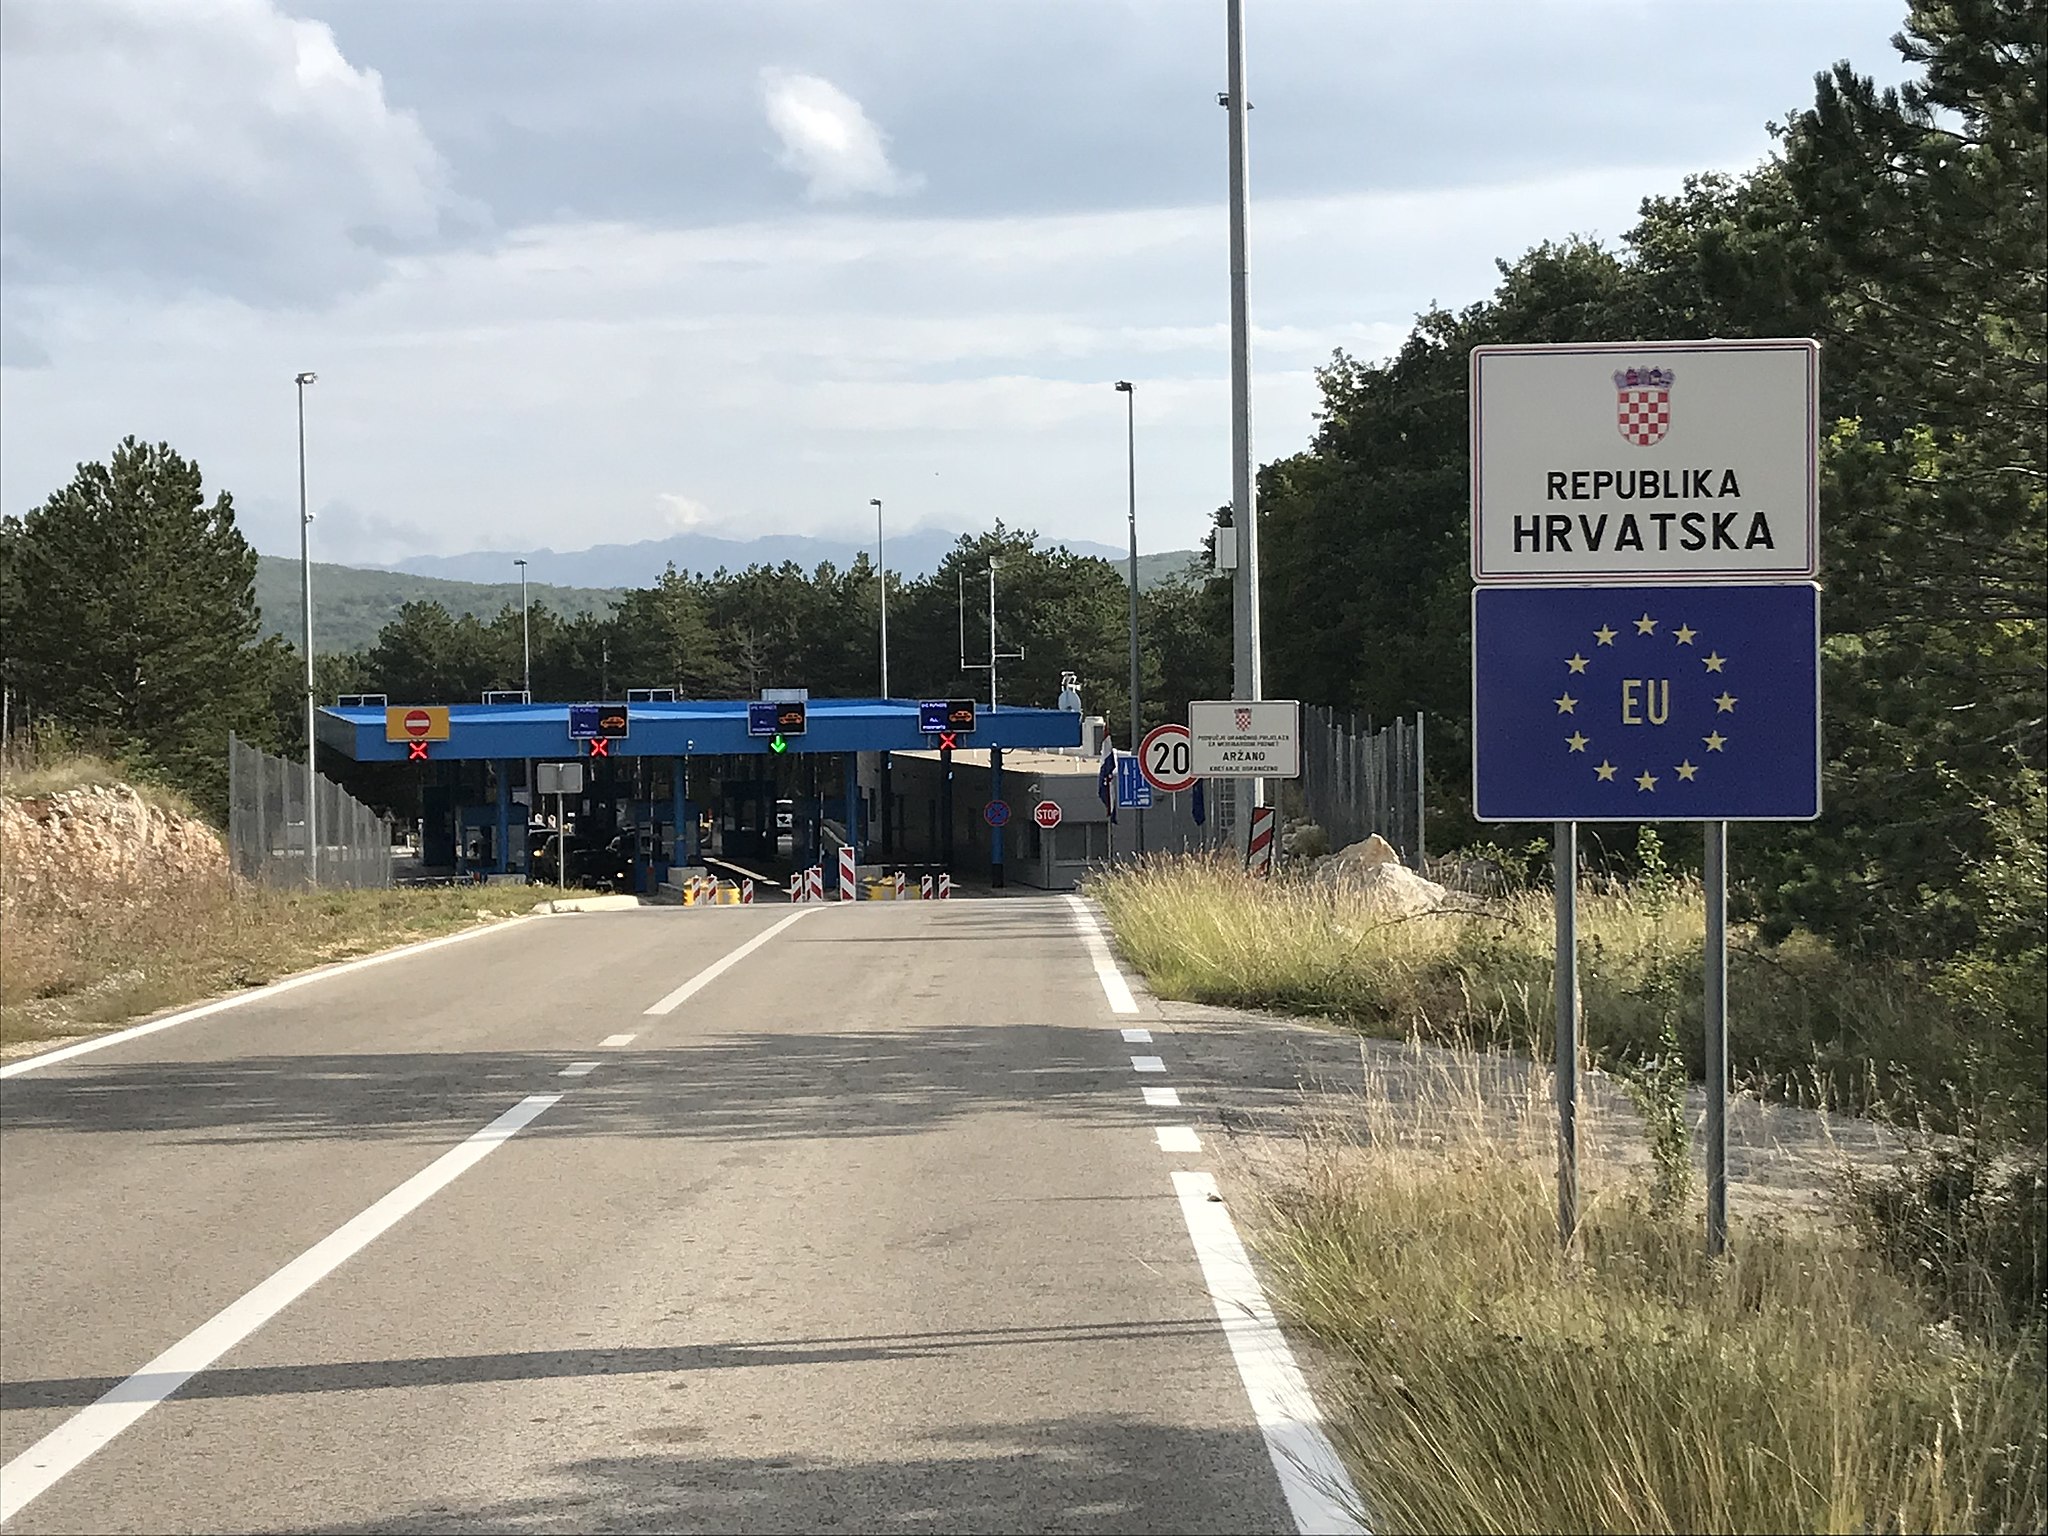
[1555,692,1578,714]
[1704,731,1727,751]
[1675,760,1698,781]
[1673,624,1697,645]
[1594,625,1617,646]
[1566,732,1589,753]
[1703,652,1726,672]
[1636,770,1658,792]
[1634,613,1658,635]
[1715,692,1738,713]
[1595,760,1617,782]
[1566,653,1589,674]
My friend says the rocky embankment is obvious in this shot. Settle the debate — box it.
[1,783,225,906]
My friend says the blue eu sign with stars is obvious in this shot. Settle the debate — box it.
[1472,582,1820,822]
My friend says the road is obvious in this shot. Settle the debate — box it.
[0,897,1358,1534]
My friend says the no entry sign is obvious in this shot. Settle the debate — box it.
[384,706,449,742]
[1033,800,1062,829]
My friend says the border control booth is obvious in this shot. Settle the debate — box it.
[317,697,1083,894]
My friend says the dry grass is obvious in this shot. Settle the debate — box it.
[0,753,200,819]
[0,869,562,1050]
[1239,1045,2047,1535]
[1091,854,1976,1121]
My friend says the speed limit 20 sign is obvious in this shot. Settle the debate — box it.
[1138,723,1197,793]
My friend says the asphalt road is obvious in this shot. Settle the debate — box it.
[0,897,1357,1534]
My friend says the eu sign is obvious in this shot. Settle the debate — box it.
[1472,583,1819,822]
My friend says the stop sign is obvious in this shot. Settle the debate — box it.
[403,709,433,739]
[1033,800,1062,829]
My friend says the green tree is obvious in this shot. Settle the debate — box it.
[0,437,279,812]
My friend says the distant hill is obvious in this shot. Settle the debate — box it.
[255,558,622,655]
[258,543,1208,655]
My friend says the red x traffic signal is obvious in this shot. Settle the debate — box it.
[588,736,610,758]
[407,740,430,761]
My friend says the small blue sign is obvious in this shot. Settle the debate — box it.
[747,701,779,738]
[983,799,1011,828]
[1116,752,1155,810]
[1473,582,1820,822]
[568,703,630,741]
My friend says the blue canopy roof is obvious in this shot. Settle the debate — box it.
[318,698,1083,763]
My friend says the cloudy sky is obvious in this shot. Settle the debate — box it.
[2,0,1906,570]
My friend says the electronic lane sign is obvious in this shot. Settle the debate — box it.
[569,703,630,741]
[774,700,807,737]
[920,699,977,735]
[1470,338,1819,585]
[747,701,779,738]
[1471,582,1820,823]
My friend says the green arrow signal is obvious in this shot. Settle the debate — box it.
[770,734,788,754]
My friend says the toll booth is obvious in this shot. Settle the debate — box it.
[719,778,778,862]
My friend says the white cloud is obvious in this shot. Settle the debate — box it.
[759,68,922,202]
[0,0,463,315]
[656,493,716,531]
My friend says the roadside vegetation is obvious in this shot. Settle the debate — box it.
[1247,1046,2045,1535]
[1,753,563,1052]
[1092,854,2045,1532]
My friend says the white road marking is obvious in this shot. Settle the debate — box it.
[1142,1085,1182,1107]
[1156,1126,1202,1152]
[0,1094,562,1526]
[0,915,541,1080]
[1131,1055,1166,1073]
[557,1061,601,1077]
[1172,1171,1368,1535]
[1063,895,1138,1014]
[643,909,814,1016]
[1121,1028,1153,1043]
[599,1034,638,1048]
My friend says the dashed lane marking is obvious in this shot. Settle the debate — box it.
[1131,1055,1166,1073]
[1121,1028,1153,1043]
[1141,1086,1181,1108]
[599,1033,637,1048]
[558,1061,601,1077]
[1156,1126,1202,1152]
[1064,895,1138,1014]
[644,909,813,1016]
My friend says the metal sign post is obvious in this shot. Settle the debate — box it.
[1704,820,1729,1255]
[1555,821,1579,1250]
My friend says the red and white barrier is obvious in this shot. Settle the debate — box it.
[937,872,953,900]
[1247,805,1277,879]
[894,871,907,902]
[789,873,804,902]
[838,845,856,901]
[805,866,824,903]
[920,874,934,901]
[740,879,755,904]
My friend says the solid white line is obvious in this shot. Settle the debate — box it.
[1063,895,1138,1014]
[643,908,813,1016]
[1142,1086,1182,1107]
[0,1094,561,1526]
[1156,1125,1202,1152]
[1131,1055,1166,1073]
[0,915,541,1080]
[1172,1170,1368,1535]
[1122,1027,1153,1044]
[598,1033,638,1048]
[557,1061,601,1077]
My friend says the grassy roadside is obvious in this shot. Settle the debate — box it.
[1092,857,2045,1533]
[1243,1050,2045,1534]
[0,878,569,1052]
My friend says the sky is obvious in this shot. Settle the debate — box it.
[1,0,1910,571]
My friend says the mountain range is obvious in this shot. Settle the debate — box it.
[255,531,1202,654]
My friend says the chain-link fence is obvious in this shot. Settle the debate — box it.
[227,733,392,889]
[1298,707,1427,868]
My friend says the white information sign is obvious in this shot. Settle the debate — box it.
[1188,700,1302,778]
[1471,338,1818,584]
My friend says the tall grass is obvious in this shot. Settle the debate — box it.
[1248,1048,2046,1535]
[1090,854,2022,1131]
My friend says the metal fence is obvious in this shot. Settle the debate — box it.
[227,732,392,890]
[1297,707,1427,868]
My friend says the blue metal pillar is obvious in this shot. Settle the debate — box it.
[842,751,860,866]
[684,753,700,868]
[990,745,1005,888]
[495,762,511,875]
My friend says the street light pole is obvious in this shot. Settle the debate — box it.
[870,498,889,698]
[1115,380,1143,854]
[295,371,318,886]
[1224,0,1263,856]
[514,558,530,696]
